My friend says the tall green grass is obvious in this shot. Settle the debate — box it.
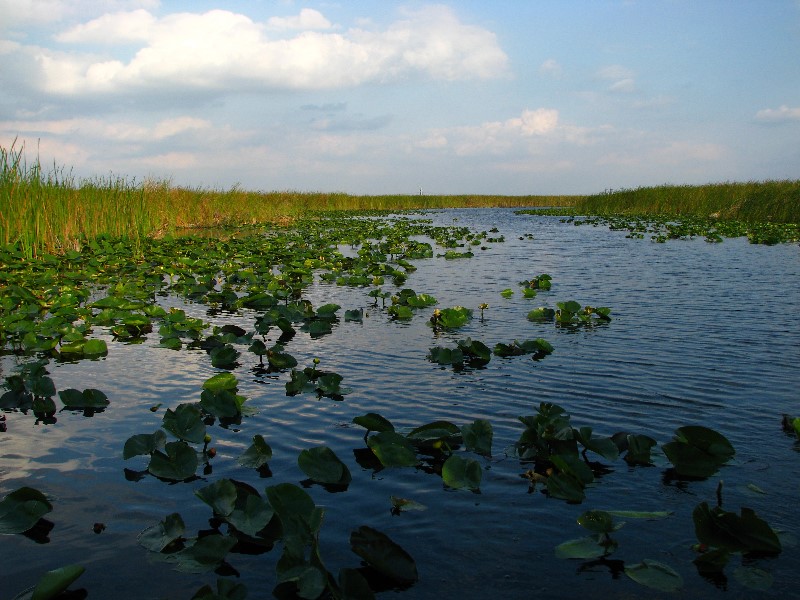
[0,142,575,257]
[576,181,800,223]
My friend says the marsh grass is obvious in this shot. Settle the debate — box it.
[576,181,800,223]
[1,142,575,257]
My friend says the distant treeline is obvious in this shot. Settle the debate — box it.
[1,142,797,257]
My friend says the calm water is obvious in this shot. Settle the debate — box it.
[2,208,799,599]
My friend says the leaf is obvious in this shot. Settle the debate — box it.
[202,372,238,393]
[277,565,327,599]
[606,510,673,520]
[138,512,186,552]
[28,564,85,600]
[577,510,621,534]
[350,526,418,584]
[191,579,249,600]
[148,441,198,481]
[352,412,395,434]
[555,536,610,560]
[461,419,493,457]
[390,496,427,513]
[162,403,206,443]
[58,388,109,409]
[238,434,273,469]
[195,479,237,517]
[545,472,586,503]
[298,446,352,485]
[200,389,244,418]
[441,455,482,491]
[82,339,108,356]
[123,430,167,459]
[210,344,239,368]
[693,502,782,555]
[227,492,273,537]
[265,483,323,544]
[663,425,735,478]
[0,487,53,534]
[173,534,237,573]
[625,559,683,592]
[367,432,418,467]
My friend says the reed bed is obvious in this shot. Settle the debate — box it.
[576,181,800,223]
[0,143,575,257]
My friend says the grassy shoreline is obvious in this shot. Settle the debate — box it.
[2,142,798,257]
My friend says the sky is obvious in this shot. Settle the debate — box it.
[1,1,798,195]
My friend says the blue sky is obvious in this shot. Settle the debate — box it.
[1,1,798,195]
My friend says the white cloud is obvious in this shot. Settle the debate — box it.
[755,105,800,122]
[539,58,562,77]
[18,6,508,96]
[266,8,332,31]
[595,64,634,80]
[608,78,635,93]
[56,9,156,43]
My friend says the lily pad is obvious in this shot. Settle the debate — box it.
[298,446,352,485]
[162,403,206,443]
[693,502,781,555]
[442,454,482,491]
[58,388,109,409]
[148,441,198,481]
[625,559,683,592]
[555,536,610,560]
[0,487,53,534]
[461,419,493,457]
[367,431,418,468]
[123,430,167,459]
[238,434,273,469]
[350,525,418,584]
[173,534,237,573]
[353,412,395,434]
[13,564,85,600]
[663,425,735,478]
[138,512,186,552]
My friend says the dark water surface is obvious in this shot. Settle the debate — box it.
[2,208,799,599]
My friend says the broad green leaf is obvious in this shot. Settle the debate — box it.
[162,403,206,443]
[407,420,461,444]
[663,425,735,478]
[577,510,622,534]
[298,446,352,485]
[352,412,395,434]
[210,344,239,368]
[202,372,238,393]
[138,512,186,552]
[693,502,782,555]
[442,455,482,491]
[625,559,683,592]
[82,339,108,356]
[195,479,237,517]
[606,510,673,520]
[350,526,418,584]
[123,430,167,459]
[238,434,273,469]
[173,534,237,573]
[200,389,244,418]
[0,487,53,534]
[58,388,109,409]
[148,441,198,481]
[555,536,610,560]
[28,564,85,600]
[227,492,273,537]
[265,483,323,543]
[461,419,493,457]
[546,471,585,503]
[191,579,248,600]
[367,432,418,467]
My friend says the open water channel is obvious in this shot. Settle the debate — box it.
[1,208,798,599]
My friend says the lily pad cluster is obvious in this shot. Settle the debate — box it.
[428,337,553,368]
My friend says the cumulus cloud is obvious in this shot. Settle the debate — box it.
[266,8,332,31]
[755,105,800,122]
[14,5,508,97]
[596,64,636,93]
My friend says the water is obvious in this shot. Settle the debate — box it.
[2,208,799,599]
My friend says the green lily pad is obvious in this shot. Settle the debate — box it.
[555,535,611,559]
[148,441,198,481]
[663,425,735,478]
[390,496,427,513]
[298,446,352,485]
[82,338,108,356]
[58,388,109,409]
[138,512,186,552]
[367,431,418,468]
[693,502,781,555]
[350,525,418,584]
[461,419,493,457]
[123,430,167,459]
[202,372,238,393]
[173,534,237,573]
[200,388,245,418]
[162,403,206,443]
[577,510,623,534]
[441,454,482,491]
[352,412,395,434]
[265,483,323,543]
[196,479,237,517]
[238,434,273,469]
[625,559,683,592]
[13,564,86,600]
[0,487,53,534]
